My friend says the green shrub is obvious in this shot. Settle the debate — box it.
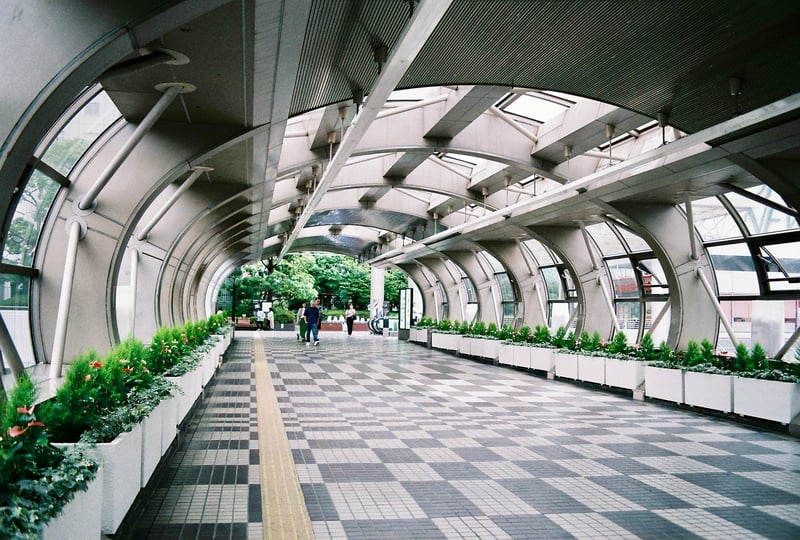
[437,319,452,332]
[700,338,717,365]
[486,322,499,337]
[551,326,568,348]
[751,343,768,370]
[733,342,751,372]
[515,325,532,343]
[607,331,629,355]
[532,325,550,344]
[683,340,704,367]
[658,341,674,364]
[472,321,487,336]
[637,333,658,360]
[498,324,514,341]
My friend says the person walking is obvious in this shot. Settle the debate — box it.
[304,299,321,346]
[266,308,274,330]
[255,307,265,331]
[345,303,356,336]
[295,302,307,341]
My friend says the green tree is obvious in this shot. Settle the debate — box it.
[384,269,408,309]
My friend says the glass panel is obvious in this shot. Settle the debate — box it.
[725,191,799,235]
[643,300,670,345]
[463,276,477,303]
[707,243,759,295]
[0,274,35,367]
[524,239,560,264]
[2,170,60,266]
[606,259,637,299]
[481,251,505,273]
[719,299,752,353]
[541,266,563,301]
[502,302,516,326]
[496,273,515,302]
[758,242,800,293]
[716,300,793,355]
[636,258,669,296]
[615,301,640,341]
[502,93,567,123]
[438,281,448,319]
[587,223,625,256]
[687,197,742,241]
[549,302,574,329]
[615,225,650,253]
[43,91,120,176]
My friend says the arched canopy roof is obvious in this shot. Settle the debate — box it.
[2,0,800,364]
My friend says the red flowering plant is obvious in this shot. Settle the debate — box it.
[0,372,98,537]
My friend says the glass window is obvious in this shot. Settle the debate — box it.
[707,243,759,295]
[758,242,800,293]
[437,281,448,320]
[587,223,625,256]
[523,239,560,264]
[615,300,640,340]
[643,300,670,345]
[0,274,35,367]
[606,259,637,299]
[481,251,505,273]
[496,273,515,302]
[541,266,563,301]
[725,190,799,236]
[614,224,650,253]
[463,276,477,303]
[687,197,742,241]
[42,91,121,176]
[2,170,60,266]
[502,302,516,327]
[635,258,669,296]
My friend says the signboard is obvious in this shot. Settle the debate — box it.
[399,288,413,330]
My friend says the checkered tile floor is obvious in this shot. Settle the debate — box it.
[134,331,800,539]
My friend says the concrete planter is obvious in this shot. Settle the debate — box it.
[577,354,605,384]
[605,358,646,391]
[734,377,800,424]
[432,332,460,352]
[531,347,555,372]
[498,343,515,366]
[458,336,477,356]
[684,371,733,413]
[94,422,144,535]
[141,399,167,488]
[645,365,684,403]
[409,328,428,343]
[513,344,532,369]
[160,393,180,456]
[554,351,578,379]
[481,339,500,361]
[41,465,104,540]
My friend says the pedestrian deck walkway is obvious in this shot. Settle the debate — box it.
[128,331,800,539]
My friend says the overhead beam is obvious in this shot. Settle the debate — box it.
[278,0,454,260]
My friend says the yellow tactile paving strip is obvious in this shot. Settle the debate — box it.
[253,338,314,539]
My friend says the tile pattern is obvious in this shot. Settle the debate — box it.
[132,332,800,539]
[270,332,800,539]
[132,339,262,539]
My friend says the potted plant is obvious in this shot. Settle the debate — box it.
[552,327,579,379]
[682,339,734,413]
[577,330,606,384]
[733,344,800,424]
[0,373,100,540]
[645,341,684,403]
[605,332,652,391]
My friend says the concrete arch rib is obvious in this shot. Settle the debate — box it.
[417,257,461,322]
[526,225,614,339]
[442,251,498,326]
[397,263,435,320]
[608,202,718,350]
[477,240,548,330]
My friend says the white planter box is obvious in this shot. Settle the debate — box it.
[645,365,684,403]
[605,358,646,390]
[498,343,515,366]
[512,345,532,369]
[41,464,104,540]
[94,422,144,534]
[531,347,554,372]
[577,354,605,384]
[459,336,477,356]
[202,345,219,386]
[167,367,202,424]
[684,371,733,413]
[160,393,179,456]
[141,400,167,488]
[554,352,578,379]
[432,333,459,351]
[481,339,500,361]
[734,377,800,424]
[409,328,427,343]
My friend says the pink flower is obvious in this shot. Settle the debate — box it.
[16,404,34,415]
[9,425,28,437]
